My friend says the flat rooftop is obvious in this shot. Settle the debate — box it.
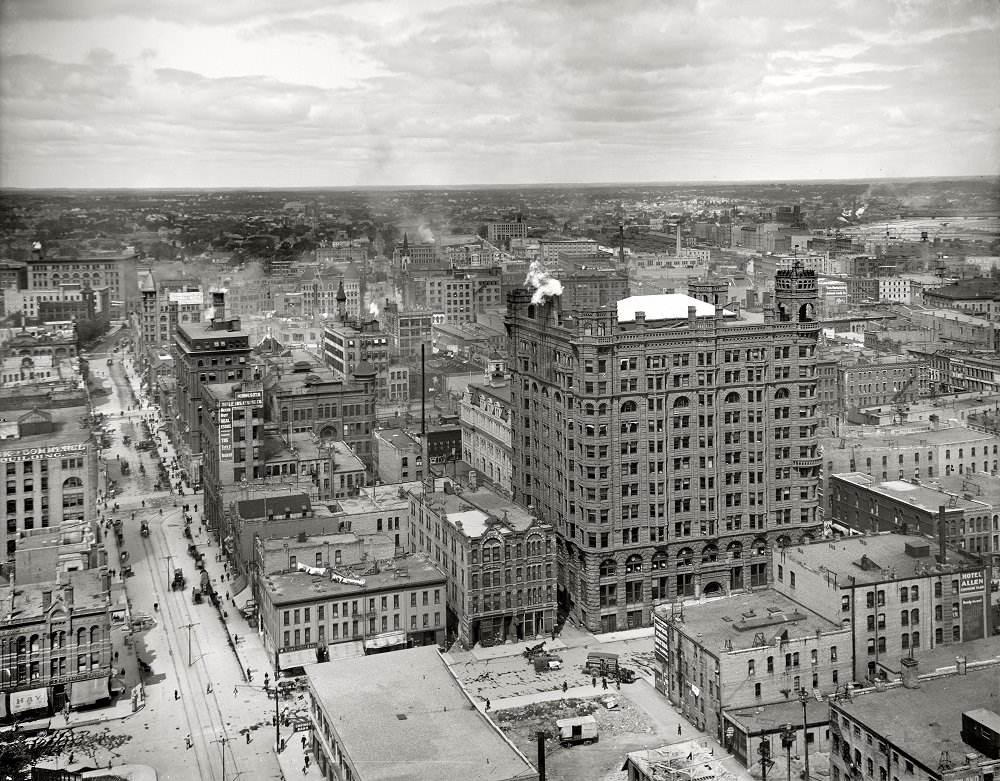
[0,404,92,451]
[335,481,423,515]
[837,667,1000,773]
[833,424,994,448]
[877,634,1000,677]
[833,473,985,513]
[416,482,537,538]
[616,294,734,322]
[654,589,841,654]
[305,645,536,781]
[262,553,445,605]
[0,568,107,620]
[779,533,984,586]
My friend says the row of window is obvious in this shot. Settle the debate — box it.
[281,612,440,647]
[748,647,838,675]
[281,590,442,626]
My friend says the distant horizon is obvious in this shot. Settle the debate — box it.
[3,173,999,195]
[1,1,996,189]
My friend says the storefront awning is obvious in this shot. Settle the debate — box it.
[363,630,407,651]
[10,687,48,714]
[71,677,110,708]
[231,575,249,600]
[326,640,365,661]
[278,648,320,671]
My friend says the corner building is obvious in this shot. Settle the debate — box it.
[506,264,824,632]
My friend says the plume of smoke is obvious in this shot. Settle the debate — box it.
[369,301,379,318]
[418,225,435,244]
[524,260,563,305]
[855,204,867,217]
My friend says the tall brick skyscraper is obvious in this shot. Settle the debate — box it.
[506,263,823,632]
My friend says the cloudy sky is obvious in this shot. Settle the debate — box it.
[1,0,997,188]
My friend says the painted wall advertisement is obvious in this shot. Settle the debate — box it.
[216,390,261,462]
[961,596,985,641]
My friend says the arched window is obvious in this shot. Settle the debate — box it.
[910,585,918,601]
[620,401,637,413]
[599,559,617,578]
[775,388,790,399]
[584,403,595,416]
[90,626,100,644]
[597,403,607,416]
[727,540,743,559]
[17,636,27,655]
[651,551,668,571]
[63,476,83,490]
[702,544,719,563]
[776,535,791,548]
[678,547,694,566]
[29,634,40,653]
[625,554,643,574]
[76,627,86,647]
[673,397,689,408]
[752,538,768,556]
[725,392,740,404]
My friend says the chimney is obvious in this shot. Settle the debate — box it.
[101,569,111,593]
[42,589,52,610]
[938,505,947,564]
[900,657,919,688]
[64,584,74,608]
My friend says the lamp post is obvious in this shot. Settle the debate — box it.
[798,689,811,781]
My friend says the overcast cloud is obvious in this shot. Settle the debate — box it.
[0,0,997,188]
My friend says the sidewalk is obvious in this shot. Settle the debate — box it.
[275,728,323,779]
[469,637,567,662]
[490,684,608,711]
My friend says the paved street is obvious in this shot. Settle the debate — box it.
[45,332,291,780]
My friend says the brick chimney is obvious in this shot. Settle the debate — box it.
[900,657,919,688]
[63,583,74,608]
[42,588,52,610]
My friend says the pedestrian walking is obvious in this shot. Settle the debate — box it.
[485,698,490,711]
[114,651,119,662]
[562,680,568,694]
[602,677,608,690]
[305,754,310,768]
[233,633,238,644]
[302,766,307,776]
[233,685,238,697]
[592,676,597,688]
[174,690,179,700]
[245,732,252,744]
[677,724,682,735]
[302,735,307,750]
[206,683,213,694]
[185,735,192,749]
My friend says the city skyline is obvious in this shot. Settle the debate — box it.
[1,0,998,189]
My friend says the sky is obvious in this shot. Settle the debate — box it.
[0,0,997,189]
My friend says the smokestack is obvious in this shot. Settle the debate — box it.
[537,731,546,781]
[618,223,625,266]
[938,506,947,564]
[676,223,682,256]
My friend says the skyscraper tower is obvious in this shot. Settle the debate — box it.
[505,262,822,632]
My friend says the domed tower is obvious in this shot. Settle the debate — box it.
[774,260,818,324]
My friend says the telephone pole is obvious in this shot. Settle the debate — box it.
[212,736,233,781]
[758,737,773,781]
[180,623,199,666]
